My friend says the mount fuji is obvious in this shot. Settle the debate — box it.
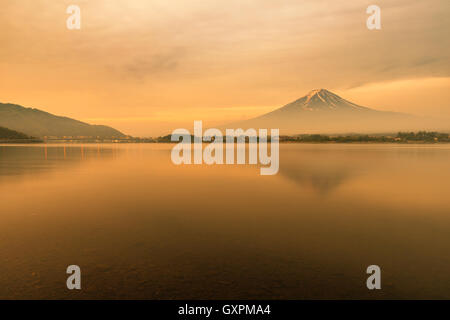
[231,89,443,134]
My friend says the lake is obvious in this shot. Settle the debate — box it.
[1,143,449,299]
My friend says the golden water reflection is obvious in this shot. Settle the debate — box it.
[0,143,449,299]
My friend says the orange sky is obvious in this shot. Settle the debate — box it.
[1,0,449,136]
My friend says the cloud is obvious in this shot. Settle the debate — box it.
[0,0,449,136]
[120,49,186,81]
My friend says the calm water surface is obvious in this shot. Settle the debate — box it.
[1,143,450,299]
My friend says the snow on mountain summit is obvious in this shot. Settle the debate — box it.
[278,89,370,113]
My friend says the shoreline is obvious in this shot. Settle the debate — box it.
[2,141,450,145]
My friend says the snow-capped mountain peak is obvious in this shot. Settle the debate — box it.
[283,89,369,112]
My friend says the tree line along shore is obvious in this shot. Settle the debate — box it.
[154,131,450,144]
[1,128,450,144]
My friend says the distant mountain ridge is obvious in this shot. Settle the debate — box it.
[0,126,36,140]
[231,89,446,134]
[0,103,125,138]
